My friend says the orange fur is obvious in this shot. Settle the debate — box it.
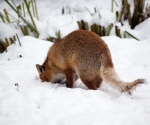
[36,30,145,94]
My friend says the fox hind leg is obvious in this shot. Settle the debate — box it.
[95,75,103,88]
[80,75,97,90]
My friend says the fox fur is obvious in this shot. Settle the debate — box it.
[36,30,145,95]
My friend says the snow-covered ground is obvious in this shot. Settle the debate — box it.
[0,0,150,125]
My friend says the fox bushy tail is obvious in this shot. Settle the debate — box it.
[100,67,145,95]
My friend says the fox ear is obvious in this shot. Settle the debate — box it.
[36,64,44,74]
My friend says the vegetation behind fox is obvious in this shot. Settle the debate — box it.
[36,30,145,95]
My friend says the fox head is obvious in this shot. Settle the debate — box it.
[36,64,66,83]
[36,64,51,82]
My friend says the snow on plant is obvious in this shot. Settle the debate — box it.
[0,0,150,53]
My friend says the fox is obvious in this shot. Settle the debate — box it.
[36,30,145,95]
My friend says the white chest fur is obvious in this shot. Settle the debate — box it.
[51,73,66,84]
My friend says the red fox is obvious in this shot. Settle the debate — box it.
[36,30,145,95]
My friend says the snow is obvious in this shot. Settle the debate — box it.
[0,23,23,40]
[0,0,150,125]
[92,10,116,27]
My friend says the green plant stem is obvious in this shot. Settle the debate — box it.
[102,26,106,36]
[91,24,96,33]
[119,0,127,22]
[24,26,29,35]
[117,29,121,38]
[20,27,26,35]
[111,0,114,12]
[0,41,7,52]
[85,22,89,30]
[4,9,11,23]
[124,31,139,40]
[116,11,119,21]
[106,23,113,36]
[113,0,119,7]
[34,0,39,20]
[95,24,99,34]
[5,38,9,47]
[13,35,16,41]
[115,26,118,36]
[77,21,82,29]
[31,0,35,17]
[10,38,15,44]
[127,4,132,25]
[62,7,64,14]
[22,3,25,17]
[17,5,21,18]
[81,20,85,30]
[85,7,94,16]
[99,25,102,36]
[56,31,61,39]
[5,0,39,37]
[16,33,21,46]
[0,12,6,23]
[11,0,16,8]
[96,7,101,19]
[24,0,39,35]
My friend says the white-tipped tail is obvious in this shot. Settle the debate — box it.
[100,67,145,95]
